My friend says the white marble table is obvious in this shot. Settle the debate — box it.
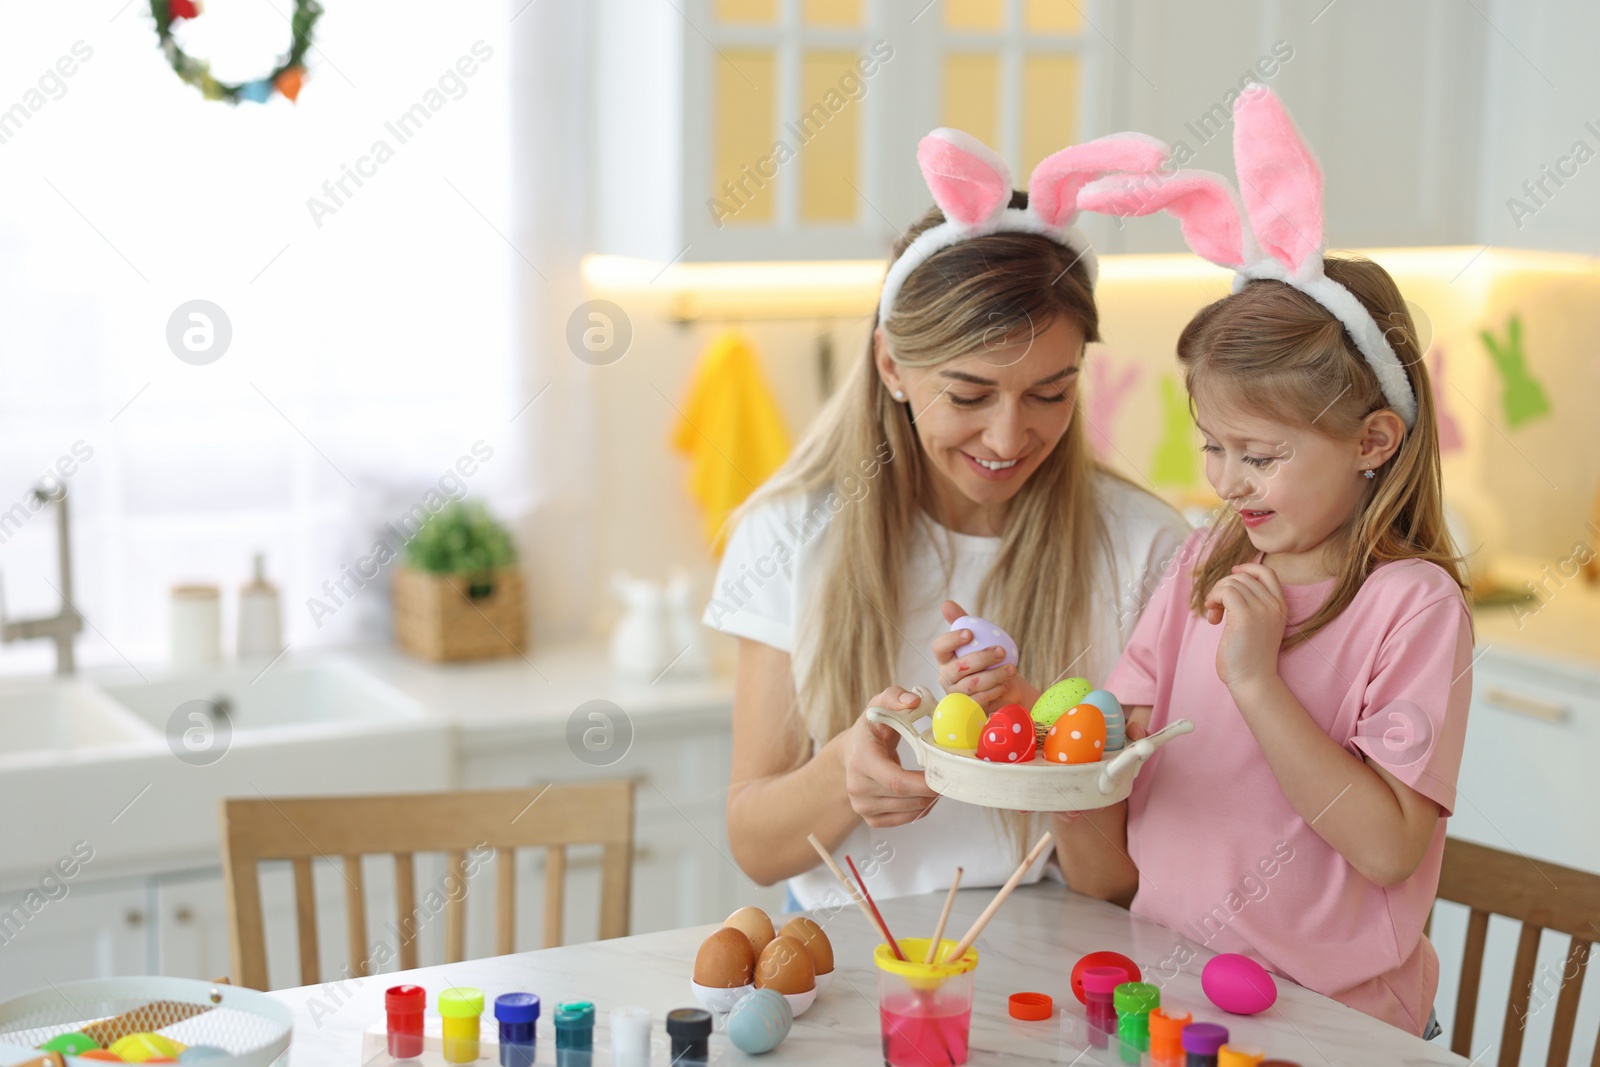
[268,884,1468,1066]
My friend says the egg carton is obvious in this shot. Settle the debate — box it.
[358,1017,735,1066]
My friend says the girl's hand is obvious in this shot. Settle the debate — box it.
[844,687,942,828]
[933,600,1038,712]
[1203,563,1288,690]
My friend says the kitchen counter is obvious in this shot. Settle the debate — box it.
[268,883,1468,1066]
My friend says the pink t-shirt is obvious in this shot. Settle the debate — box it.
[1104,527,1473,1036]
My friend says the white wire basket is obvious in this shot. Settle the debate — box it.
[0,977,292,1067]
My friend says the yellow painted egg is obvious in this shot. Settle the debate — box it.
[109,1034,185,1064]
[932,693,985,749]
[694,926,757,987]
[1044,703,1107,764]
[754,934,816,995]
[779,915,834,976]
[724,905,776,956]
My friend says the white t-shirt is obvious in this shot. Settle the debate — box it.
[704,470,1190,909]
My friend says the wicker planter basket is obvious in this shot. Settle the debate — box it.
[392,565,527,662]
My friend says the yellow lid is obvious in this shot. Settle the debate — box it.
[1218,1046,1265,1067]
[872,938,978,979]
[438,987,485,1017]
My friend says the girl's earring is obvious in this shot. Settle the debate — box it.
[1362,468,1376,480]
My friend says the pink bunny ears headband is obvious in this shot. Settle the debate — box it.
[1077,85,1418,429]
[876,127,1168,328]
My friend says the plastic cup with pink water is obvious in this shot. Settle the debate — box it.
[875,937,979,1067]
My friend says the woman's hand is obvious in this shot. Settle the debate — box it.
[843,687,942,827]
[1203,563,1288,691]
[933,600,1039,712]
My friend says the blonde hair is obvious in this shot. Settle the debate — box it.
[1178,254,1468,642]
[735,192,1151,857]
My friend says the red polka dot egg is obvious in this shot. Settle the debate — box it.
[1043,703,1106,764]
[975,704,1035,764]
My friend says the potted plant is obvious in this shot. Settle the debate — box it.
[391,501,526,661]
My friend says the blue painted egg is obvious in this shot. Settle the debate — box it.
[726,988,791,1055]
[1080,689,1126,751]
[949,615,1018,670]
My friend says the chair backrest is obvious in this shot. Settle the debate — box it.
[1431,837,1600,1067]
[220,782,634,990]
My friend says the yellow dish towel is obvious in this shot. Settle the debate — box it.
[671,330,792,554]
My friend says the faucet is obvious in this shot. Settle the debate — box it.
[1,484,84,675]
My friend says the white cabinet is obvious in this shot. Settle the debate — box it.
[0,879,150,999]
[591,0,1096,262]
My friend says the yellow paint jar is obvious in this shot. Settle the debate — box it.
[438,986,485,1064]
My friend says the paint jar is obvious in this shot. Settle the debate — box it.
[1148,1007,1193,1066]
[385,985,425,1060]
[876,938,979,1067]
[494,993,539,1067]
[665,1008,713,1066]
[554,1001,594,1067]
[437,987,485,1065]
[1081,967,1124,1048]
[1113,982,1161,1063]
[1182,1022,1230,1067]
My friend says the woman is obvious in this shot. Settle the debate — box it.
[704,167,1190,910]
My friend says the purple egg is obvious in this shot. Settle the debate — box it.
[950,615,1018,670]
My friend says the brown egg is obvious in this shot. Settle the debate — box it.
[779,916,834,976]
[693,927,755,988]
[754,934,816,995]
[723,906,776,956]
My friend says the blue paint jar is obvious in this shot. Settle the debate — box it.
[494,993,540,1067]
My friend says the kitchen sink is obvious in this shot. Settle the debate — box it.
[99,658,426,734]
[0,677,158,763]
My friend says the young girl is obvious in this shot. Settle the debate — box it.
[1041,88,1470,1037]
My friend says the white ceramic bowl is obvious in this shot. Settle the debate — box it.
[781,986,817,1017]
[866,687,1195,812]
[813,969,834,995]
[691,980,754,1014]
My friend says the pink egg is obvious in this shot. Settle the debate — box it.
[1201,953,1277,1015]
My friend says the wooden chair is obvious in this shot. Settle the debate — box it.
[220,783,634,990]
[1429,837,1600,1066]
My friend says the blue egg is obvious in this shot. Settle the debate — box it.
[1081,689,1126,751]
[726,988,791,1055]
[178,1047,231,1063]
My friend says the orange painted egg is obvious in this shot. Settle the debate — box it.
[1043,704,1106,764]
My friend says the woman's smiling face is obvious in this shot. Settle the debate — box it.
[877,315,1085,533]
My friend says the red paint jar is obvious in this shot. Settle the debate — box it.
[386,984,426,1059]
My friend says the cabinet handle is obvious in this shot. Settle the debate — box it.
[173,906,195,924]
[124,909,145,928]
[1484,686,1568,723]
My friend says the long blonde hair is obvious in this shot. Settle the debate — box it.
[738,192,1145,792]
[1179,254,1468,641]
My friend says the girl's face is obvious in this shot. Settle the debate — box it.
[878,316,1085,535]
[1195,397,1399,582]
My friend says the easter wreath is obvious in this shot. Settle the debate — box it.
[150,0,320,104]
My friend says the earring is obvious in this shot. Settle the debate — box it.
[894,390,906,401]
[1362,468,1376,480]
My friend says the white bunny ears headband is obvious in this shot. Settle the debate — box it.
[876,127,1168,326]
[1077,85,1418,428]
[882,87,1416,429]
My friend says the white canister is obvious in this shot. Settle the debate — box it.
[170,584,222,667]
[237,553,283,659]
